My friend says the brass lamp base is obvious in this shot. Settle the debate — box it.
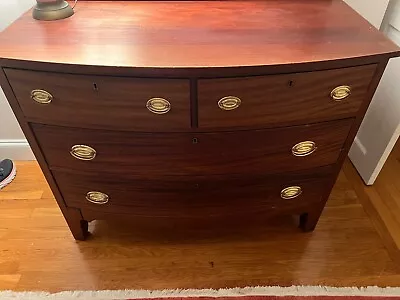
[33,0,74,21]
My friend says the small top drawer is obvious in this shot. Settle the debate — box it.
[5,69,190,131]
[198,65,377,129]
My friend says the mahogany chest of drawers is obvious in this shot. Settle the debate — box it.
[0,0,399,240]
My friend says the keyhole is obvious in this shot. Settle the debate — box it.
[93,83,98,91]
[192,137,198,144]
[288,80,294,87]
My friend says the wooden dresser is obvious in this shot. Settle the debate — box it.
[0,1,399,240]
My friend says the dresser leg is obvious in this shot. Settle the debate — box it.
[68,219,89,241]
[299,206,324,232]
[65,208,89,241]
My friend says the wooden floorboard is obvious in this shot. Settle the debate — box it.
[0,161,400,292]
[343,140,400,264]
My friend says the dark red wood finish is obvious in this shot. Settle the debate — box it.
[5,69,191,131]
[198,65,376,129]
[0,1,399,240]
[53,167,334,218]
[300,61,391,232]
[32,119,352,176]
[0,70,89,240]
[0,1,398,69]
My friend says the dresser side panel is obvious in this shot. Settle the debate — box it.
[0,66,88,240]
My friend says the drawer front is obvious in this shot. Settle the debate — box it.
[32,119,352,176]
[53,167,333,218]
[5,69,190,131]
[198,65,376,129]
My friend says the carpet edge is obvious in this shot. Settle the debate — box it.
[2,285,400,300]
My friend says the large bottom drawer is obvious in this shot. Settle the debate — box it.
[53,167,334,218]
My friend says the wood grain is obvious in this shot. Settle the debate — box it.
[1,0,398,241]
[5,69,191,131]
[32,119,352,176]
[343,139,400,264]
[1,161,400,292]
[294,58,390,234]
[0,1,398,71]
[198,65,376,129]
[0,67,88,240]
[53,166,333,219]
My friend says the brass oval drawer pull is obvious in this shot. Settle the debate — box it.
[86,191,109,205]
[146,97,171,114]
[281,186,302,200]
[292,141,317,157]
[31,89,53,104]
[218,96,241,111]
[70,145,97,161]
[331,85,351,101]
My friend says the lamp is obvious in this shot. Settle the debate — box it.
[33,0,76,21]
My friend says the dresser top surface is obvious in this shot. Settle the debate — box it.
[0,0,399,69]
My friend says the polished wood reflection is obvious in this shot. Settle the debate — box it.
[0,1,398,70]
[1,161,399,292]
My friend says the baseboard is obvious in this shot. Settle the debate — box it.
[0,139,35,160]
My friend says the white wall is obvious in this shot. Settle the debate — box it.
[0,0,35,160]
[344,0,390,29]
[349,0,400,185]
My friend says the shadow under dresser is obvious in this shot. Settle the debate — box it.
[0,0,399,240]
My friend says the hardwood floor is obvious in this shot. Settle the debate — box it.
[1,161,400,292]
[343,139,400,265]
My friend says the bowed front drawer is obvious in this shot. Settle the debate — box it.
[0,0,397,240]
[198,65,377,129]
[53,167,334,218]
[5,69,190,131]
[32,119,352,176]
